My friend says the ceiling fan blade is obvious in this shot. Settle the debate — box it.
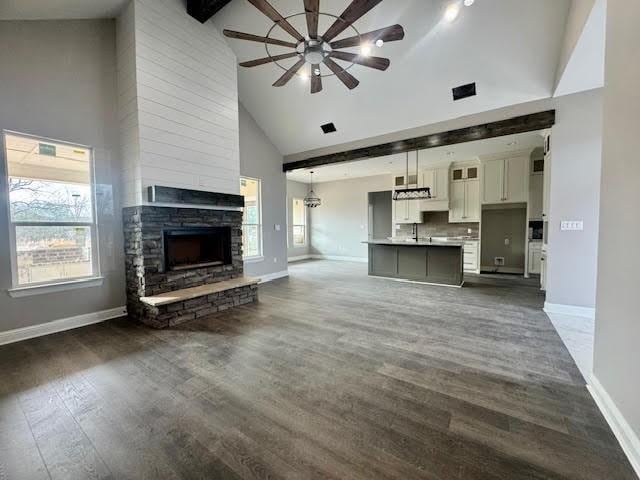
[323,57,360,90]
[247,0,305,42]
[322,0,384,42]
[273,58,307,87]
[223,29,298,48]
[311,64,322,94]
[240,52,301,68]
[303,0,320,39]
[329,51,390,71]
[329,24,405,49]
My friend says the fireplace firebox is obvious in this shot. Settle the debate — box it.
[163,227,232,272]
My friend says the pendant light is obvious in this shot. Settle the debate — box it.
[393,151,432,201]
[304,171,322,208]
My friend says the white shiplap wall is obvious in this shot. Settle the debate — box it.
[117,0,240,207]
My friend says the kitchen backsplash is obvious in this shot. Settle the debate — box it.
[395,211,479,238]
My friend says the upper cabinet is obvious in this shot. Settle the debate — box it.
[393,197,422,224]
[529,149,545,220]
[449,163,480,223]
[422,168,449,200]
[542,133,552,221]
[481,155,528,204]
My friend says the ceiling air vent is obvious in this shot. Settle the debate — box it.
[321,123,337,134]
[452,82,477,101]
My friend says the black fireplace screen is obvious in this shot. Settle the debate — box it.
[163,227,232,271]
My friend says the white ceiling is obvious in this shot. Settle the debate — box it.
[287,130,544,183]
[0,0,128,19]
[213,0,570,156]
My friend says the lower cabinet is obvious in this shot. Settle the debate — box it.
[463,241,479,273]
[528,241,542,274]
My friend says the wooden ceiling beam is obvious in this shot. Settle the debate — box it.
[282,110,556,172]
[187,0,233,23]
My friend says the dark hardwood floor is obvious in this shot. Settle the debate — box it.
[0,260,636,479]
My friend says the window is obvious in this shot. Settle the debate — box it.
[291,197,306,247]
[240,177,262,259]
[3,131,99,287]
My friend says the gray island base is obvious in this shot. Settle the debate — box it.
[364,240,464,287]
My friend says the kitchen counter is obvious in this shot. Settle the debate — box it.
[365,239,464,287]
[364,239,465,247]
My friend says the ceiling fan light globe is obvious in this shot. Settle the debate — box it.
[375,39,384,47]
[444,3,460,22]
[360,44,372,56]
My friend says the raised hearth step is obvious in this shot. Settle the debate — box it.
[140,276,259,307]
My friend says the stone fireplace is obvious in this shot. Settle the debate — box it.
[123,199,258,328]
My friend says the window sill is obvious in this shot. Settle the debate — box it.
[8,277,104,298]
[243,256,264,264]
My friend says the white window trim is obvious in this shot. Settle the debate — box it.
[240,176,263,260]
[3,130,102,293]
[290,197,307,248]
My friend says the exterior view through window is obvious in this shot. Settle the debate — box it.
[240,177,262,259]
[292,197,306,247]
[4,132,98,286]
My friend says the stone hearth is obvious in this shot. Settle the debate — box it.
[123,205,257,328]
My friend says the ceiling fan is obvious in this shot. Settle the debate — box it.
[223,0,405,93]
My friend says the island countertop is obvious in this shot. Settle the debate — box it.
[363,239,465,247]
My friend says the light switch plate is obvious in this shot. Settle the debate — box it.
[561,220,584,231]
[274,224,281,231]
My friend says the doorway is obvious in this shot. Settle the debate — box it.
[368,191,392,240]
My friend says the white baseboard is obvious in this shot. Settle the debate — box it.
[588,375,640,477]
[311,255,368,263]
[288,255,312,262]
[0,306,127,347]
[544,302,596,319]
[258,270,289,283]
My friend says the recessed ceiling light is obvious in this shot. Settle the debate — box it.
[463,0,475,6]
[375,39,384,48]
[444,3,460,22]
[360,43,372,56]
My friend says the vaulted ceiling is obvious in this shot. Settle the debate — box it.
[213,0,571,156]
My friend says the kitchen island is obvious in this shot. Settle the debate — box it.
[364,239,464,287]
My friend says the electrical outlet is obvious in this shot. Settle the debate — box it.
[561,220,584,231]
[494,257,505,266]
[504,238,510,246]
[273,257,277,263]
[274,224,281,232]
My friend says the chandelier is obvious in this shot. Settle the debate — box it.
[304,171,322,208]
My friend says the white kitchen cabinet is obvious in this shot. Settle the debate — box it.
[528,241,542,274]
[464,180,480,222]
[529,173,544,220]
[421,168,449,200]
[482,155,528,204]
[482,159,504,203]
[393,197,422,224]
[542,151,552,221]
[463,240,480,273]
[449,179,480,223]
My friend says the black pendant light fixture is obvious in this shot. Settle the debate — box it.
[393,151,432,201]
[304,171,322,208]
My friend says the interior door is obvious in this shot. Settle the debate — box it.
[368,191,392,240]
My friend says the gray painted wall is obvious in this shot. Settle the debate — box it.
[594,0,640,441]
[238,104,287,278]
[546,89,603,309]
[309,175,392,260]
[481,207,527,271]
[0,20,125,333]
[286,180,310,259]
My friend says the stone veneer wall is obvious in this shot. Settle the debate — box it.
[123,206,257,328]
